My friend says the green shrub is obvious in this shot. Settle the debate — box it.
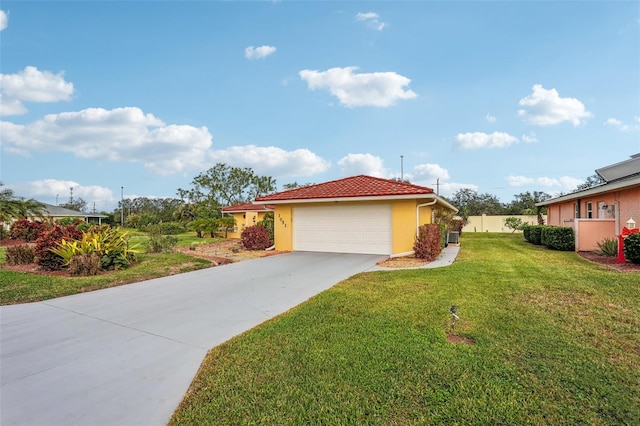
[49,227,140,274]
[414,224,443,260]
[5,244,36,265]
[597,237,619,257]
[523,225,544,245]
[156,222,186,235]
[256,213,274,245]
[541,226,575,251]
[623,233,640,264]
[146,225,179,253]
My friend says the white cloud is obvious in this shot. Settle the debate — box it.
[0,66,75,116]
[0,66,74,102]
[408,163,474,197]
[521,131,538,143]
[337,153,387,177]
[0,107,213,175]
[209,145,330,177]
[11,179,116,210]
[0,94,27,116]
[485,113,496,123]
[299,66,416,108]
[0,10,8,31]
[412,163,450,181]
[438,182,479,198]
[244,45,277,60]
[454,131,519,149]
[518,84,592,126]
[507,175,583,191]
[356,11,386,31]
[604,117,639,132]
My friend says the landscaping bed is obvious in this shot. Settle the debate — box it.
[578,250,640,272]
[173,239,284,264]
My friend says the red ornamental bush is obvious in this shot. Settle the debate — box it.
[414,224,444,261]
[241,225,272,250]
[35,225,83,270]
[10,219,48,242]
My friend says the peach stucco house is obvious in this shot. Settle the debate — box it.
[537,154,640,251]
[253,175,458,256]
[220,202,274,239]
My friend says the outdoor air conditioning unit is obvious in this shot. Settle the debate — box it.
[448,231,460,244]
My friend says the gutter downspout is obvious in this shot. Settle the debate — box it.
[416,197,438,236]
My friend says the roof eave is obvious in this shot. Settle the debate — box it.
[536,175,640,206]
[254,193,458,212]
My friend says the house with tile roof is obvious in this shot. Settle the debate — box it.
[536,154,640,251]
[253,175,457,256]
[221,202,274,239]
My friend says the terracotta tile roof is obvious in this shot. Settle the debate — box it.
[221,202,274,212]
[255,175,434,202]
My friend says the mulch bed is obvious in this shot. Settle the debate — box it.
[577,251,640,272]
[0,239,284,277]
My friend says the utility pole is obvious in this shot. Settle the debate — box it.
[437,178,440,195]
[121,186,124,226]
[400,155,404,181]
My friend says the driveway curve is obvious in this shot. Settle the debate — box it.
[1,252,384,426]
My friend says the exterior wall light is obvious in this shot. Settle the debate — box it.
[627,217,636,229]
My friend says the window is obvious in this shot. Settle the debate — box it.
[586,202,593,219]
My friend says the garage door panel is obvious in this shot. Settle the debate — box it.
[293,205,391,255]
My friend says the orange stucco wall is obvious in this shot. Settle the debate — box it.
[575,219,616,251]
[545,186,640,251]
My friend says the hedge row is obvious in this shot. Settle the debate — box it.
[523,225,575,251]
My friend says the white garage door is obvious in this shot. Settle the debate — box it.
[293,204,392,255]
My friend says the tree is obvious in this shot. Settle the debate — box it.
[449,188,505,218]
[505,191,551,214]
[282,182,313,190]
[179,163,277,207]
[0,183,46,238]
[504,217,525,233]
[59,198,87,212]
[574,174,605,192]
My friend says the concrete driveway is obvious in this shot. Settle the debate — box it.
[1,252,384,426]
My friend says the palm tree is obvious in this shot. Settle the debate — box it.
[0,182,46,238]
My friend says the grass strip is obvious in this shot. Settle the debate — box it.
[170,233,639,425]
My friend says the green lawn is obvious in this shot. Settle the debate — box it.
[170,233,639,425]
[123,228,225,248]
[0,251,213,305]
[0,230,224,305]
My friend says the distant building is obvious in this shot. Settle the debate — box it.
[40,203,108,224]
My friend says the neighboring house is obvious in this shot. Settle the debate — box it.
[253,175,458,256]
[221,202,274,239]
[40,203,108,224]
[537,154,640,251]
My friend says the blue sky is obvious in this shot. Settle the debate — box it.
[1,1,639,212]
